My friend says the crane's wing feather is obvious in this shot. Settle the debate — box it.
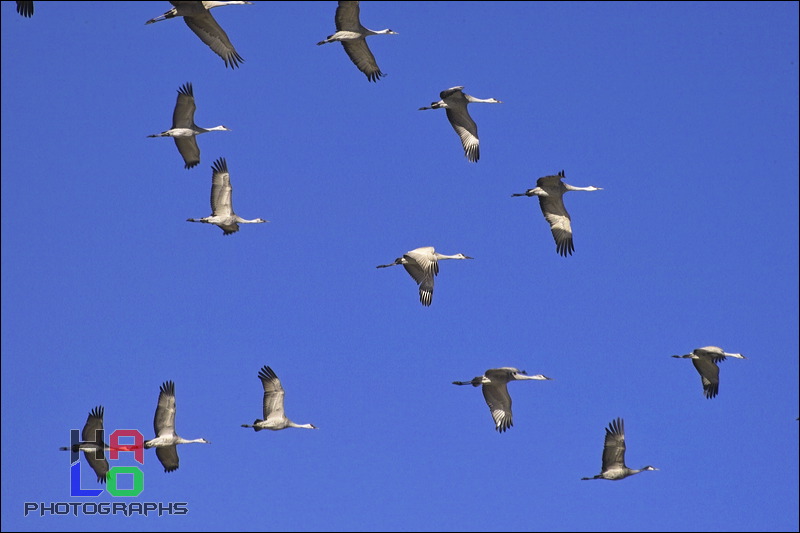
[155,445,180,473]
[532,176,574,256]
[538,196,574,256]
[691,357,720,399]
[172,83,196,129]
[402,249,438,306]
[16,1,33,18]
[183,12,244,68]
[444,106,479,162]
[153,381,177,439]
[174,137,200,169]
[82,449,109,483]
[334,0,361,31]
[601,418,626,471]
[82,406,105,444]
[258,366,287,422]
[210,158,234,216]
[81,406,108,483]
[341,40,385,82]
[481,381,513,432]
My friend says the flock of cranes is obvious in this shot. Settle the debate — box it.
[61,366,315,479]
[21,1,753,484]
[61,340,746,482]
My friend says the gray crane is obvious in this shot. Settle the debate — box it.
[148,82,230,169]
[59,406,110,483]
[453,367,552,433]
[419,86,502,162]
[512,170,602,256]
[582,418,658,481]
[187,157,268,235]
[672,346,746,399]
[242,366,318,431]
[317,1,397,82]
[144,381,209,473]
[377,246,472,306]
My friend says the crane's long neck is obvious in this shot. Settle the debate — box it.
[235,217,267,224]
[176,437,208,444]
[438,254,465,260]
[200,125,229,133]
[722,352,745,359]
[516,374,552,381]
[563,184,601,192]
[206,1,252,9]
[465,96,501,104]
[288,422,316,429]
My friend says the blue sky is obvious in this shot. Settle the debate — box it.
[1,1,798,531]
